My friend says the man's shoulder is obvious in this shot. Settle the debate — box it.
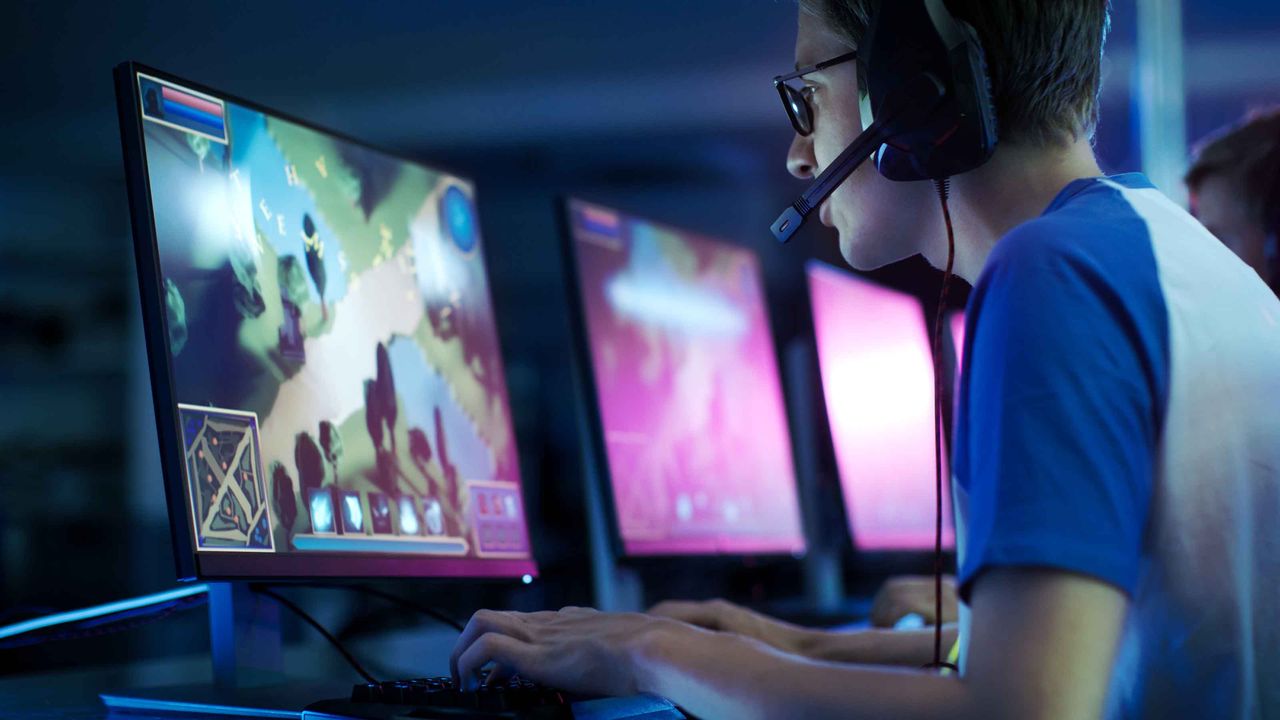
[979,183,1161,301]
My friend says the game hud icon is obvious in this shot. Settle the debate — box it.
[469,482,529,556]
[338,490,366,535]
[397,495,421,536]
[441,185,477,255]
[179,404,274,551]
[423,498,445,536]
[368,493,393,535]
[309,487,337,535]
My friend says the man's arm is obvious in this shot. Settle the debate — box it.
[453,567,1127,720]
[795,624,958,666]
[648,598,956,666]
[636,568,1125,720]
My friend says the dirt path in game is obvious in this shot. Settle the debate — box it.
[258,244,422,473]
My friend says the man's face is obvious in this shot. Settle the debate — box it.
[1191,173,1271,281]
[786,11,939,270]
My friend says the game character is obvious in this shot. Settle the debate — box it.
[277,255,309,362]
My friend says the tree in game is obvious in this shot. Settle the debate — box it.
[433,406,461,519]
[294,431,326,502]
[375,342,398,452]
[408,426,434,490]
[301,213,327,321]
[319,420,344,480]
[270,461,298,542]
[364,378,384,453]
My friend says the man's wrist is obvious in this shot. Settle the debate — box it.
[630,620,694,696]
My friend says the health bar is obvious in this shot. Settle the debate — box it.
[161,85,224,118]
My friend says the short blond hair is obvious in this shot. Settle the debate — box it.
[798,0,1112,147]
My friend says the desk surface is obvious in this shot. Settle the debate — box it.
[0,626,456,719]
[1,628,686,720]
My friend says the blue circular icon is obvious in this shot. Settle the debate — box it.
[441,186,477,254]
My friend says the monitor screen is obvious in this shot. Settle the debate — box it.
[950,310,967,372]
[806,262,955,552]
[564,200,805,556]
[950,310,967,396]
[120,66,534,578]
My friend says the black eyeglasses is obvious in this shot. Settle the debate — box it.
[773,50,858,136]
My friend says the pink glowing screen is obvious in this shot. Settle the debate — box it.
[950,311,967,385]
[807,263,954,551]
[567,200,805,556]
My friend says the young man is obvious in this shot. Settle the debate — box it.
[450,2,1280,717]
[1185,108,1280,297]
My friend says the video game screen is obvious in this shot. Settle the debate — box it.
[806,262,955,551]
[131,70,532,571]
[566,200,805,556]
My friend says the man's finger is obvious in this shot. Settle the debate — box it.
[648,601,710,626]
[456,633,539,691]
[450,610,530,681]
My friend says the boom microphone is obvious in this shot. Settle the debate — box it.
[771,74,946,243]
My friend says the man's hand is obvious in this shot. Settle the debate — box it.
[870,575,958,628]
[647,599,811,655]
[448,606,693,696]
[447,568,1127,719]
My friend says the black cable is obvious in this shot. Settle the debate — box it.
[922,177,960,674]
[251,585,379,684]
[285,582,465,633]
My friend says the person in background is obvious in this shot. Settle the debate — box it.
[1185,107,1280,297]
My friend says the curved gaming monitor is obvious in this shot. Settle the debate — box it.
[116,63,534,579]
[806,262,955,552]
[562,199,805,557]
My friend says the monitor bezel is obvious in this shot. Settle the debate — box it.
[557,196,808,563]
[113,61,538,582]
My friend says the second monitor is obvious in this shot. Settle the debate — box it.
[563,200,805,557]
[807,262,955,553]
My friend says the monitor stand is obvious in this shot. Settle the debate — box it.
[784,340,845,614]
[583,456,644,612]
[99,582,344,717]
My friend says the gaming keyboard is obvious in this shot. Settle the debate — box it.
[302,676,573,719]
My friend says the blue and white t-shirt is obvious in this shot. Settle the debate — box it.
[951,173,1280,718]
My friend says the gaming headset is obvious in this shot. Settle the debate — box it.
[771,0,999,672]
[771,0,998,242]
